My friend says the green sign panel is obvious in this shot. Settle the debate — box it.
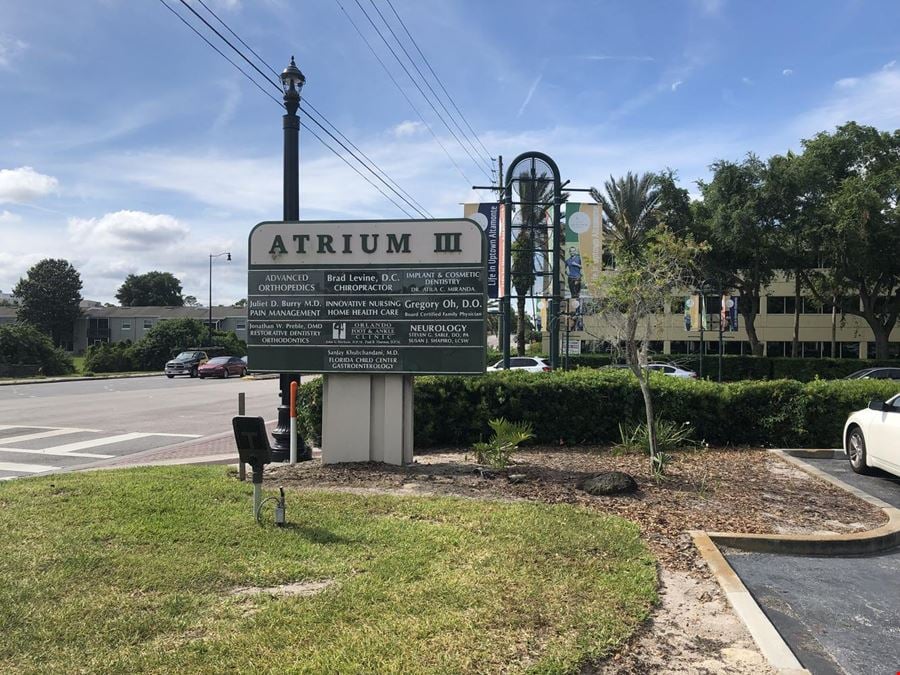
[247,219,487,374]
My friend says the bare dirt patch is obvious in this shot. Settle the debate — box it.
[266,447,884,570]
[229,580,334,598]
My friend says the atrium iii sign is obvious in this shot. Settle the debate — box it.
[247,219,487,374]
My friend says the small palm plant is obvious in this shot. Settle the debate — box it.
[472,418,534,470]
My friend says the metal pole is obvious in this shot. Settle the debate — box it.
[718,291,724,383]
[699,290,704,379]
[502,170,512,370]
[549,176,562,370]
[272,60,302,459]
[238,392,246,481]
[289,380,298,465]
[208,255,213,346]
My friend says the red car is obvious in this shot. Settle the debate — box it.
[198,356,247,379]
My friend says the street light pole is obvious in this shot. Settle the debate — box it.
[271,56,306,460]
[208,251,231,346]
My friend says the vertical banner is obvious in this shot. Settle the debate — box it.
[686,294,708,331]
[721,294,738,331]
[562,203,602,333]
[463,203,500,299]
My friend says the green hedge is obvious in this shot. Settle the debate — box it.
[0,323,75,376]
[296,370,900,450]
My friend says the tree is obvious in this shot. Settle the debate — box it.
[116,271,184,307]
[590,172,662,255]
[597,226,704,473]
[797,123,900,359]
[695,156,777,355]
[132,318,246,370]
[0,322,75,375]
[184,295,201,307]
[233,298,247,307]
[13,258,83,349]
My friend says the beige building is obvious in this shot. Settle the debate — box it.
[564,273,900,359]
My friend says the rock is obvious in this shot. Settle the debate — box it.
[507,473,527,484]
[474,467,496,480]
[580,471,638,496]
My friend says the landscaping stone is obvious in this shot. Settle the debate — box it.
[508,473,527,484]
[580,471,638,496]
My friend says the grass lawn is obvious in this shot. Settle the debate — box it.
[0,467,656,674]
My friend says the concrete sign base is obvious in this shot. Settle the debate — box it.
[321,374,413,465]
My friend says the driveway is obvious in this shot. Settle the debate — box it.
[723,454,900,675]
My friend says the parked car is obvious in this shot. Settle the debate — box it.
[198,356,248,379]
[646,363,698,378]
[844,367,900,381]
[843,393,900,477]
[487,357,552,373]
[165,350,208,378]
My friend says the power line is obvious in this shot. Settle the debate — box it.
[384,0,494,163]
[366,0,493,176]
[190,0,432,216]
[336,0,483,197]
[353,0,491,182]
[157,0,430,218]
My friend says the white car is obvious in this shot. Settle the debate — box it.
[646,363,697,379]
[487,357,552,373]
[843,393,900,477]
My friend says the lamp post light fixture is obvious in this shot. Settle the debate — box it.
[270,56,308,460]
[208,251,231,346]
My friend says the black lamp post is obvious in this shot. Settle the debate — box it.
[271,57,306,459]
[208,251,231,345]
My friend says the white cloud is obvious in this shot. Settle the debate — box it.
[517,72,543,118]
[741,77,753,85]
[0,35,27,69]
[883,60,896,70]
[0,210,22,224]
[693,0,724,14]
[782,69,794,76]
[392,120,426,137]
[0,167,58,204]
[671,80,684,91]
[582,54,654,63]
[835,77,859,88]
[68,210,189,251]
[793,66,900,135]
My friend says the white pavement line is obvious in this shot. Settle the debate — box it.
[0,476,16,481]
[0,425,100,432]
[147,433,203,438]
[0,429,94,445]
[0,447,114,459]
[0,461,61,474]
[33,432,154,454]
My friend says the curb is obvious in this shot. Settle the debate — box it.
[690,531,810,675]
[703,449,900,556]
[0,372,163,386]
[692,448,899,674]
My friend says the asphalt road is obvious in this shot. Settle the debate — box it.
[0,375,285,480]
[725,455,900,675]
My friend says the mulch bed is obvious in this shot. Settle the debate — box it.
[266,448,885,570]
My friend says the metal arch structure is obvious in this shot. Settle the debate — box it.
[501,151,563,370]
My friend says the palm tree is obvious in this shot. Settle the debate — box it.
[590,172,661,257]
[511,171,557,355]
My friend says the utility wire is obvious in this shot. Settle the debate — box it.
[336,0,483,197]
[354,0,491,182]
[384,0,494,163]
[185,0,431,217]
[366,0,493,177]
[156,0,422,217]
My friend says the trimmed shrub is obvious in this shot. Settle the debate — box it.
[296,370,900,450]
[0,322,75,376]
[83,342,139,373]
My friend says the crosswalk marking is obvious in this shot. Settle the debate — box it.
[0,428,97,446]
[0,425,99,432]
[27,432,155,453]
[0,461,61,474]
[0,447,114,459]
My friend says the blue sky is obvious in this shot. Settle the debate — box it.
[1,0,899,304]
